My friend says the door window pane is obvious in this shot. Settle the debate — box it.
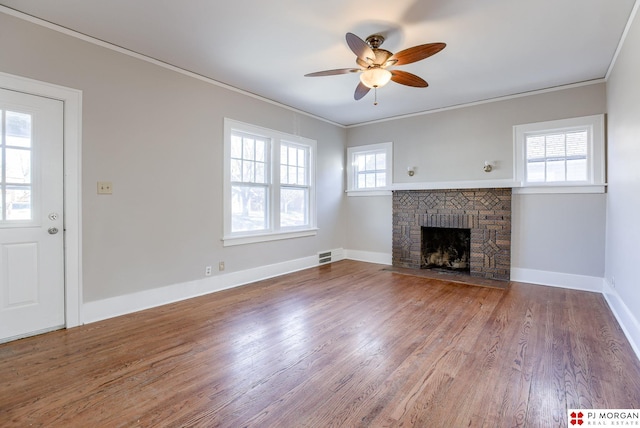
[2,110,34,222]
[5,111,31,148]
[6,149,31,184]
[6,186,31,220]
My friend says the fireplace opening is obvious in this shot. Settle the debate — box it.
[421,227,471,273]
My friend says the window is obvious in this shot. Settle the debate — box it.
[514,114,605,193]
[347,142,393,195]
[223,119,316,246]
[2,109,33,221]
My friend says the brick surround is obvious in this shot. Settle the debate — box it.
[392,188,512,281]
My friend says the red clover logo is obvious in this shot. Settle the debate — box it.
[570,411,584,425]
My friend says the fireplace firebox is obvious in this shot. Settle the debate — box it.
[421,227,471,273]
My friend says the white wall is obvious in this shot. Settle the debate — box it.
[605,5,640,354]
[346,83,608,284]
[0,13,347,309]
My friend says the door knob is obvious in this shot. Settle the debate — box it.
[48,227,59,235]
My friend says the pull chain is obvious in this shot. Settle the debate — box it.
[373,86,378,106]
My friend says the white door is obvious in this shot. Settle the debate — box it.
[0,88,64,342]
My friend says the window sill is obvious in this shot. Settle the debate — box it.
[222,228,318,247]
[512,184,607,195]
[346,189,392,197]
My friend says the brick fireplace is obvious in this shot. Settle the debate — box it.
[392,188,512,281]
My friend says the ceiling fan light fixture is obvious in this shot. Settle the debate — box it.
[359,68,392,89]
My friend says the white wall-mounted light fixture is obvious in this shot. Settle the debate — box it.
[407,166,415,176]
[483,161,493,173]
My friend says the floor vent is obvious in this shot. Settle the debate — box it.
[318,248,344,265]
[318,251,332,264]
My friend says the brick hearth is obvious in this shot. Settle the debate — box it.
[392,188,512,281]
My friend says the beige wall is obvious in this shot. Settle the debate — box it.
[605,7,640,349]
[0,13,347,302]
[346,83,608,278]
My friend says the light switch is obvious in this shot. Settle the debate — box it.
[97,181,113,195]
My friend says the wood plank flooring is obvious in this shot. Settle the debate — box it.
[1,260,639,427]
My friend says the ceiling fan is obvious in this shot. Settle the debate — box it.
[305,32,446,104]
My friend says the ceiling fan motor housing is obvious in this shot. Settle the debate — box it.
[365,34,385,49]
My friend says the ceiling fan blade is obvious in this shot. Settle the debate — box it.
[304,68,360,77]
[389,42,446,66]
[354,82,371,100]
[346,32,375,63]
[391,70,429,87]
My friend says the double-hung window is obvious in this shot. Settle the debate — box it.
[223,119,316,246]
[514,114,605,193]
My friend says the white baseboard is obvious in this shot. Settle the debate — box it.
[510,267,604,293]
[344,249,392,265]
[602,280,640,361]
[82,255,318,324]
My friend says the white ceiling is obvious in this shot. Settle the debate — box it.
[1,0,636,126]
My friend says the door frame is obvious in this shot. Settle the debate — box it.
[0,71,82,328]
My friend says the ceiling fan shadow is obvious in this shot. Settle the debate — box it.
[401,0,460,23]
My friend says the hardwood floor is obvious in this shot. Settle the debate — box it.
[1,260,639,427]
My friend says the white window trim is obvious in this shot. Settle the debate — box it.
[513,114,606,194]
[223,118,317,246]
[346,142,393,196]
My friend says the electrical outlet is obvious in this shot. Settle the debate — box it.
[219,261,225,271]
[205,266,212,276]
[97,181,113,195]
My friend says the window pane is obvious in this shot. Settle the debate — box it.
[567,159,587,181]
[357,173,366,189]
[289,147,298,167]
[546,134,565,158]
[566,131,587,156]
[230,135,242,158]
[243,138,255,161]
[6,186,32,220]
[288,166,297,184]
[280,187,308,227]
[356,154,365,171]
[231,185,267,232]
[375,153,386,170]
[526,161,545,182]
[255,140,265,162]
[242,161,254,182]
[365,173,375,188]
[230,159,242,182]
[526,136,545,160]
[376,172,386,187]
[365,154,375,170]
[255,162,265,184]
[6,111,31,148]
[297,167,306,185]
[546,159,566,182]
[6,148,31,184]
